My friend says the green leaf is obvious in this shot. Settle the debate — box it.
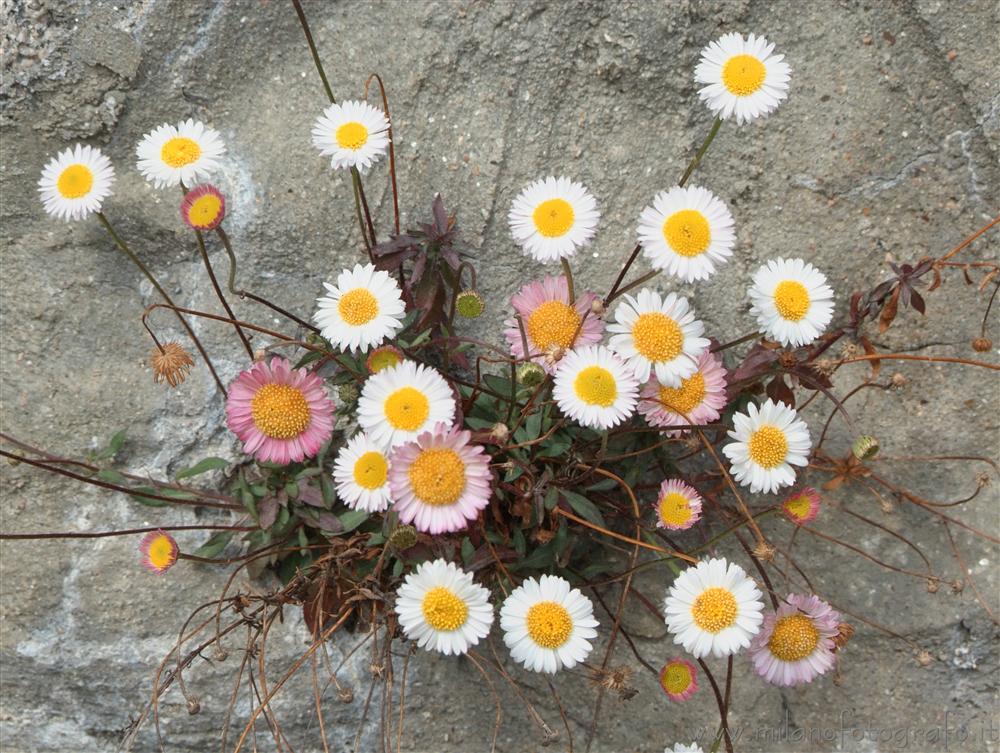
[93,430,127,461]
[514,542,554,571]
[95,469,127,485]
[129,486,197,507]
[461,537,475,566]
[391,558,404,578]
[175,457,228,480]
[543,486,559,511]
[560,489,605,527]
[338,509,369,533]
[193,531,232,558]
[512,527,526,555]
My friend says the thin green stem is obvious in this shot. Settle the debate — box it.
[290,0,335,104]
[194,230,254,358]
[96,212,225,395]
[351,168,374,257]
[711,331,761,353]
[606,268,660,305]
[215,228,320,333]
[679,116,722,187]
[560,257,576,303]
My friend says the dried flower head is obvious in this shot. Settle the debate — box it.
[916,649,934,667]
[151,342,194,387]
[455,289,485,318]
[890,372,908,389]
[971,337,992,353]
[832,622,855,650]
[590,297,606,318]
[752,540,777,561]
[812,358,837,377]
[593,665,636,698]
[489,422,510,443]
[852,435,880,460]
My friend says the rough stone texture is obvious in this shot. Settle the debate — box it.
[1,1,998,751]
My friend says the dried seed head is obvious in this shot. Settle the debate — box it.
[971,337,992,353]
[813,358,837,376]
[186,697,201,715]
[951,579,965,594]
[976,472,991,488]
[752,540,777,561]
[778,351,798,368]
[516,361,546,388]
[544,345,566,366]
[852,435,880,460]
[926,578,939,593]
[489,422,510,443]
[916,649,934,667]
[890,372,908,389]
[592,665,633,695]
[455,289,485,318]
[387,525,418,552]
[151,342,194,388]
[841,342,860,359]
[590,298,606,318]
[253,348,267,362]
[832,622,855,650]
[337,686,354,703]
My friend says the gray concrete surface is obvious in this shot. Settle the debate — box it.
[1,0,998,751]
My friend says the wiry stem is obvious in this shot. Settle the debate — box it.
[96,212,225,394]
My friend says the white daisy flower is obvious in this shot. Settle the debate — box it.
[311,100,390,172]
[135,119,226,189]
[553,345,639,430]
[332,432,393,513]
[314,263,405,353]
[508,176,599,263]
[38,144,115,221]
[664,557,764,658]
[722,398,811,494]
[665,744,705,753]
[748,258,834,347]
[500,574,599,674]
[637,185,735,282]
[694,32,791,125]
[607,289,710,386]
[357,361,456,449]
[394,559,493,656]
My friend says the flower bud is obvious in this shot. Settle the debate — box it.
[852,435,880,460]
[387,524,417,551]
[516,362,546,388]
[455,290,485,318]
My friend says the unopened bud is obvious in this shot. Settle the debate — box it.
[455,290,485,318]
[852,435,880,460]
[338,383,359,405]
[516,362,546,388]
[186,698,201,715]
[387,524,417,551]
[971,337,992,353]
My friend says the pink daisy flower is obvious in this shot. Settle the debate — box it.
[638,350,727,435]
[139,530,179,574]
[750,593,841,687]
[226,357,335,464]
[389,424,493,534]
[654,479,703,531]
[659,657,698,701]
[781,487,820,525]
[180,184,226,230]
[503,275,603,372]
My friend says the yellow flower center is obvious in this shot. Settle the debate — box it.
[573,365,617,407]
[632,312,683,362]
[187,193,223,227]
[658,492,693,527]
[773,280,810,321]
[421,586,468,631]
[783,494,813,521]
[338,288,379,326]
[662,209,711,257]
[532,198,575,238]
[147,535,175,570]
[768,614,820,662]
[383,387,430,431]
[657,372,706,416]
[691,587,738,633]
[336,121,369,150]
[368,348,403,373]
[525,601,573,649]
[747,425,788,469]
[660,662,693,695]
[250,383,311,439]
[721,54,767,96]
[160,136,202,168]
[56,164,94,199]
[526,300,580,351]
[408,448,466,506]
[353,451,388,490]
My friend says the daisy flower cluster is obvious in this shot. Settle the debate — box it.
[28,12,917,749]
